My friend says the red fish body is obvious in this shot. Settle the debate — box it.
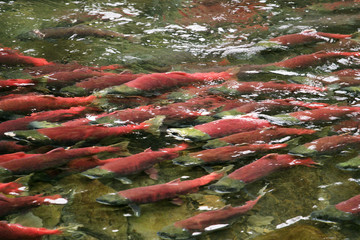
[167,115,272,141]
[5,116,163,144]
[157,195,262,239]
[273,51,360,69]
[0,221,62,240]
[81,144,187,179]
[210,80,326,96]
[100,71,233,96]
[173,143,287,166]
[96,167,228,208]
[269,30,351,46]
[0,47,52,66]
[290,134,360,156]
[0,106,97,136]
[0,194,67,217]
[0,141,28,154]
[0,79,34,89]
[0,145,124,175]
[0,152,40,164]
[209,154,316,193]
[266,105,360,125]
[0,182,24,195]
[204,127,316,149]
[0,94,96,114]
[311,194,360,223]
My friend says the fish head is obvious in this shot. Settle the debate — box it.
[80,167,115,179]
[289,144,318,157]
[203,139,230,149]
[167,127,211,142]
[60,85,88,96]
[172,156,204,167]
[208,177,245,193]
[336,156,360,171]
[96,193,130,206]
[310,205,355,223]
[0,167,12,180]
[157,225,192,240]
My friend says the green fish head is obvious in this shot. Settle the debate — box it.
[4,130,51,144]
[311,205,355,223]
[81,167,115,179]
[157,225,192,240]
[336,156,360,171]
[203,139,230,149]
[0,167,12,179]
[167,127,211,142]
[289,144,318,157]
[99,85,143,96]
[214,109,244,118]
[96,193,130,206]
[60,85,88,96]
[208,177,246,193]
[172,155,204,167]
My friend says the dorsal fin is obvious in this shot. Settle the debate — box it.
[46,147,65,154]
[167,178,181,184]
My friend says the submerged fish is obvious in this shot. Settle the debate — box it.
[0,182,24,195]
[209,154,316,193]
[0,47,52,66]
[0,221,62,240]
[0,194,67,218]
[96,166,230,216]
[157,194,263,239]
[311,194,360,224]
[336,155,360,171]
[82,143,187,181]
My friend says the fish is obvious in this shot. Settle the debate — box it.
[209,80,326,96]
[98,71,233,96]
[311,194,360,223]
[0,47,52,66]
[173,143,287,166]
[273,51,360,69]
[19,25,132,40]
[167,115,272,142]
[0,94,97,114]
[96,166,231,216]
[203,127,316,149]
[261,105,360,125]
[336,155,360,171]
[0,79,34,89]
[0,141,28,154]
[208,153,316,193]
[5,116,164,145]
[0,152,40,164]
[157,194,263,239]
[269,29,352,46]
[289,134,360,156]
[214,98,328,118]
[60,73,144,96]
[0,182,25,195]
[0,194,67,217]
[81,143,187,181]
[0,221,62,240]
[0,106,98,136]
[0,144,127,176]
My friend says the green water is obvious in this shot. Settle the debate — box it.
[1,0,360,239]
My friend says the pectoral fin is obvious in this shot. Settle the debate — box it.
[129,203,141,217]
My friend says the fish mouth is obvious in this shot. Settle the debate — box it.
[208,177,246,193]
[96,193,130,206]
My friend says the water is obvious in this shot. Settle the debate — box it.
[0,0,360,239]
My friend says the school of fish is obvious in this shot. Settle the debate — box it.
[1,0,360,239]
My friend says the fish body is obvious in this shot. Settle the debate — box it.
[204,127,316,149]
[168,115,272,141]
[0,182,24,195]
[0,141,28,154]
[82,144,187,179]
[158,195,262,239]
[0,194,67,217]
[0,221,62,240]
[0,79,34,89]
[100,71,233,96]
[290,134,360,156]
[0,145,124,175]
[209,154,316,193]
[173,143,287,166]
[96,166,228,207]
[0,47,52,66]
[5,116,164,144]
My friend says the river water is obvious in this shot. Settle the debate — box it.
[0,0,360,239]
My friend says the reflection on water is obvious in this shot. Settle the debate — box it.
[0,0,360,239]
